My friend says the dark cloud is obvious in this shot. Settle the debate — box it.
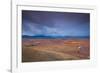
[22,10,90,36]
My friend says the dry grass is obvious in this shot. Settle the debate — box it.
[22,39,90,62]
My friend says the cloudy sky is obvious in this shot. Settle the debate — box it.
[22,10,90,37]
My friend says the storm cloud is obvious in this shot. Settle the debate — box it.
[22,10,90,37]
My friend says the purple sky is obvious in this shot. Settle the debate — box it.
[22,10,90,37]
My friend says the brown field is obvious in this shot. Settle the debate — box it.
[22,38,90,62]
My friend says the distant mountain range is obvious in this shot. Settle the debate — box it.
[22,35,89,39]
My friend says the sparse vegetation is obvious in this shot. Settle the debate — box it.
[22,38,90,62]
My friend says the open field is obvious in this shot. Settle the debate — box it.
[22,38,90,62]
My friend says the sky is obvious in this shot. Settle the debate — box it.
[22,10,90,37]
